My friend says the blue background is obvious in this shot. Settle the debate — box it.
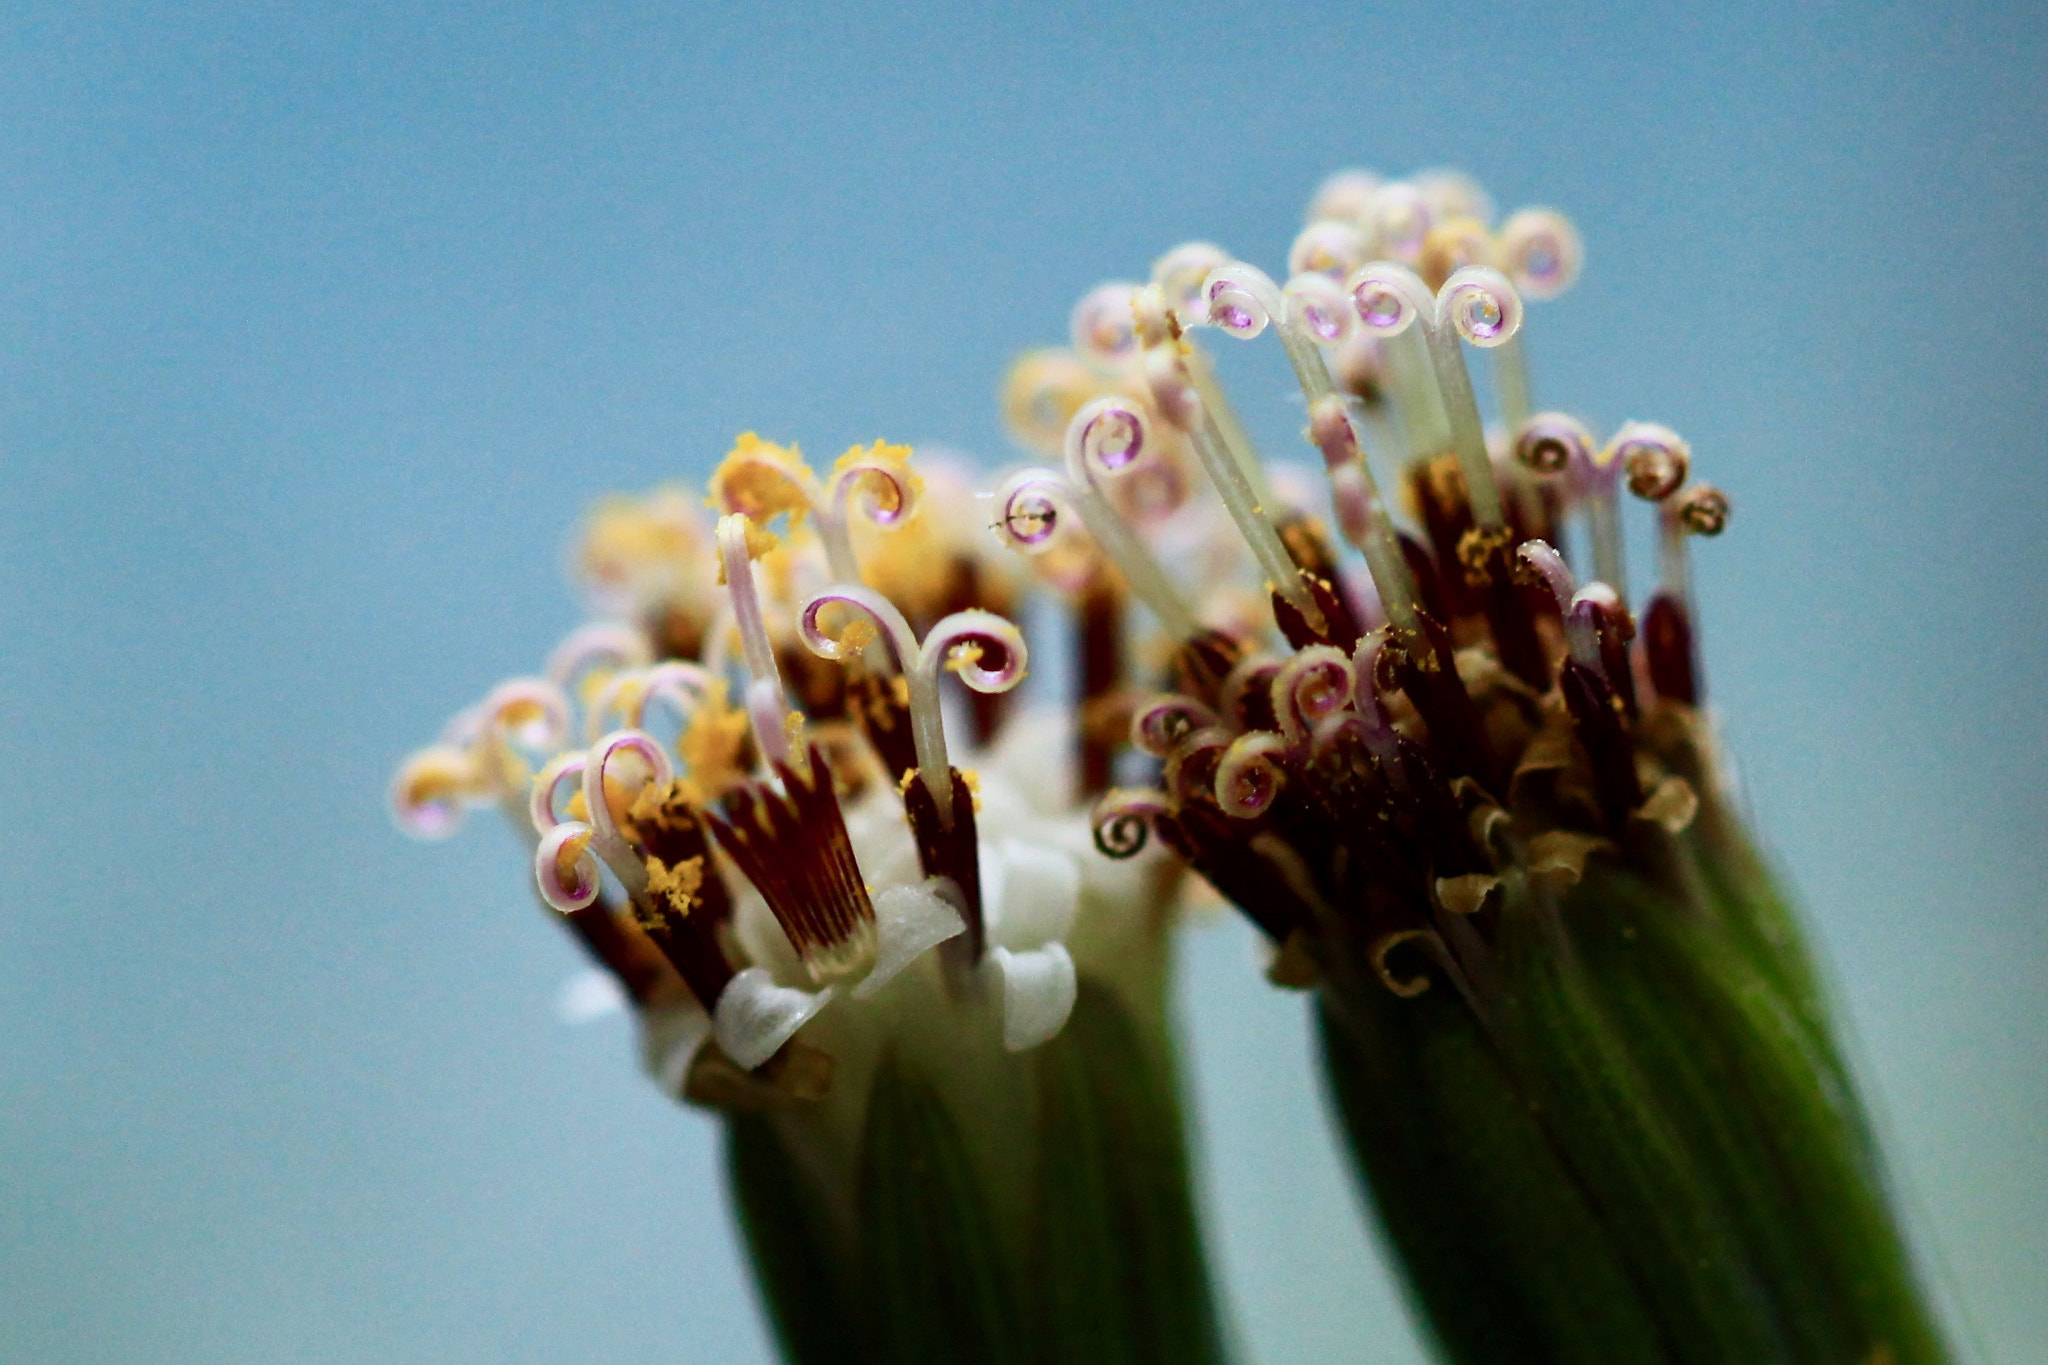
[3,3,2043,1361]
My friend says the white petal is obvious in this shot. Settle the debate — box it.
[712,967,836,1071]
[979,837,1081,951]
[853,882,965,1000]
[638,997,712,1099]
[981,942,1077,1052]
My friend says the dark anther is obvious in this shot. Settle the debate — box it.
[1642,594,1700,706]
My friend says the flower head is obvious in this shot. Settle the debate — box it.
[990,165,1949,1365]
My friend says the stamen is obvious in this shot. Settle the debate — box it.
[546,623,652,704]
[1207,258,1421,633]
[1271,645,1355,744]
[1438,266,1526,518]
[1151,243,1232,324]
[1572,585,1638,719]
[1497,208,1585,302]
[709,433,920,583]
[707,745,878,985]
[527,752,587,833]
[390,745,475,840]
[1646,482,1727,705]
[716,514,797,771]
[1517,540,1602,673]
[797,587,1028,827]
[1580,428,1628,599]
[1614,422,1692,503]
[1418,217,1497,292]
[1348,262,1522,530]
[479,678,573,766]
[988,412,1198,638]
[1514,412,1596,481]
[1345,633,1406,774]
[535,821,604,913]
[1090,787,1173,859]
[1659,481,1730,604]
[582,729,674,896]
[1215,732,1290,819]
[1070,281,1146,370]
[1131,692,1221,757]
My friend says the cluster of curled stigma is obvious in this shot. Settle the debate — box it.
[392,163,1737,1096]
[998,166,1732,1000]
[391,435,1097,1105]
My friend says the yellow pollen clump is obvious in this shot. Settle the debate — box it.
[708,433,814,525]
[961,766,983,813]
[677,692,751,802]
[712,522,783,587]
[833,440,922,513]
[897,767,919,797]
[553,829,594,892]
[943,641,983,674]
[783,709,808,757]
[643,854,705,917]
[566,788,591,822]
[578,491,701,587]
[837,616,879,654]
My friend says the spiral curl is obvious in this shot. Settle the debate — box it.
[1131,695,1221,758]
[1272,646,1356,742]
[1497,208,1584,300]
[1608,421,1693,501]
[1676,484,1730,536]
[1164,726,1234,806]
[389,745,474,840]
[1066,395,1154,480]
[1091,788,1172,859]
[1202,263,1284,340]
[528,751,588,834]
[924,611,1030,694]
[1438,266,1525,348]
[1070,282,1144,369]
[546,623,652,699]
[1514,412,1597,478]
[829,442,921,529]
[582,729,673,875]
[991,469,1077,555]
[1346,262,1434,337]
[477,678,573,758]
[535,822,603,914]
[1283,272,1356,345]
[1151,242,1231,324]
[1216,732,1291,819]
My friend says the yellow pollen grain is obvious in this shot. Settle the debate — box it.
[960,766,982,813]
[838,616,878,654]
[707,433,813,524]
[644,854,705,917]
[784,709,808,756]
[678,693,750,799]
